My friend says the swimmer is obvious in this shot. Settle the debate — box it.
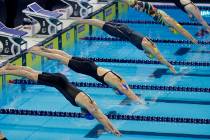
[0,132,7,140]
[29,46,146,105]
[74,18,176,73]
[120,0,198,44]
[0,63,121,136]
[172,0,210,36]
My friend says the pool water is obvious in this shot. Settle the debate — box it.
[0,5,210,140]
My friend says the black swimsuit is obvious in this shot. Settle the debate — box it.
[102,21,144,50]
[37,72,82,106]
[173,0,194,13]
[68,57,122,85]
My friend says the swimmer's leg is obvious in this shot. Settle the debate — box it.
[40,47,72,58]
[184,4,210,32]
[4,63,35,73]
[0,64,39,81]
[75,92,121,136]
[75,19,105,28]
[29,46,71,65]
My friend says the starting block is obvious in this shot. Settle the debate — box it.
[0,22,27,56]
[22,2,63,36]
[59,0,93,19]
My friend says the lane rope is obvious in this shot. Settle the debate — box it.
[154,4,210,10]
[0,109,209,124]
[9,80,210,93]
[80,36,210,45]
[112,19,210,26]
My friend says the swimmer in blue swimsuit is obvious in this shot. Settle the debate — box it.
[119,0,198,44]
[29,46,146,105]
[172,0,210,36]
[74,18,176,73]
[0,63,121,136]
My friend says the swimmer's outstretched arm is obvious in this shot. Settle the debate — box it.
[157,10,198,44]
[142,38,176,73]
[101,67,145,104]
[184,2,210,32]
[75,94,121,136]
[115,79,146,105]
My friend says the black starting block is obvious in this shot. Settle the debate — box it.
[0,22,27,56]
[60,0,93,18]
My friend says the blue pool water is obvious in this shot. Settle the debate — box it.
[0,5,210,140]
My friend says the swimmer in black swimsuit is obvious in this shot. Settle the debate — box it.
[0,132,7,140]
[119,0,198,44]
[29,46,146,105]
[74,18,176,73]
[0,63,121,136]
[173,0,210,34]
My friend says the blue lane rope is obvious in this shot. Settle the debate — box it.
[0,109,209,124]
[112,19,210,26]
[154,4,210,10]
[9,80,210,93]
[86,57,210,66]
[80,36,210,45]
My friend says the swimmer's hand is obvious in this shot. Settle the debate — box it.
[168,65,176,74]
[105,127,122,136]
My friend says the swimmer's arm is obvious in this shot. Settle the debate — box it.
[116,81,146,105]
[77,93,121,136]
[155,52,176,74]
[157,10,198,45]
[33,46,72,59]
[87,105,121,136]
[74,18,105,28]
